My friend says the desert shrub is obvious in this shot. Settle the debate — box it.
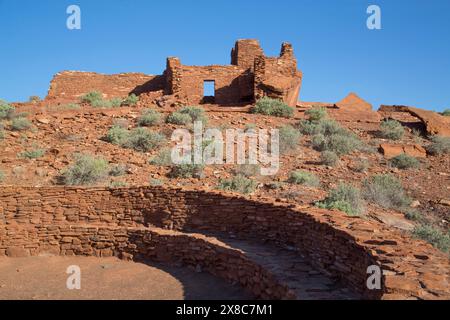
[298,119,343,136]
[91,99,114,108]
[109,164,128,177]
[109,181,127,187]
[362,174,411,210]
[441,109,450,116]
[245,123,257,131]
[18,148,45,159]
[305,106,327,122]
[168,163,204,179]
[29,96,41,103]
[122,94,139,106]
[166,112,192,125]
[109,98,122,108]
[380,119,404,140]
[104,126,129,145]
[266,181,283,190]
[60,154,109,185]
[218,174,257,194]
[288,170,320,187]
[413,225,450,253]
[354,158,370,172]
[61,103,81,110]
[149,148,173,166]
[279,125,301,154]
[122,128,165,152]
[251,97,294,118]
[0,101,15,120]
[81,91,103,105]
[404,209,422,221]
[234,164,261,177]
[320,151,339,166]
[389,153,420,169]
[316,183,364,216]
[138,109,161,127]
[149,178,163,186]
[426,136,450,155]
[11,117,32,131]
[325,133,362,156]
[180,106,205,120]
[0,128,4,140]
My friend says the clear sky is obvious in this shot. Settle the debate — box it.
[0,0,449,111]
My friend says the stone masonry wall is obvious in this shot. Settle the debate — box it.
[46,71,164,101]
[0,186,448,299]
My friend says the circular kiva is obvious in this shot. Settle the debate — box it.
[0,186,448,299]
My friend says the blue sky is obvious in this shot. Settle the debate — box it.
[0,0,449,111]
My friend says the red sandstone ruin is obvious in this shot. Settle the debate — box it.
[46,39,303,107]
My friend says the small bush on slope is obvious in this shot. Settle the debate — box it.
[413,225,450,253]
[279,125,301,154]
[362,174,411,210]
[316,183,364,216]
[251,97,294,118]
[217,174,258,194]
[426,136,450,155]
[389,153,420,169]
[288,170,320,187]
[60,154,109,185]
[379,119,404,140]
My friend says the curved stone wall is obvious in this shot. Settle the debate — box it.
[0,186,448,299]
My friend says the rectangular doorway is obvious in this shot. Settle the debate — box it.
[203,80,215,103]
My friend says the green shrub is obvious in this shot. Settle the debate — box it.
[380,119,404,140]
[179,106,207,122]
[251,97,294,118]
[61,103,81,110]
[354,159,370,172]
[122,128,166,152]
[138,109,161,127]
[149,148,173,166]
[11,117,32,131]
[60,154,109,185]
[404,209,422,221]
[426,136,450,155]
[363,174,411,210]
[305,107,327,122]
[288,170,320,187]
[109,98,122,108]
[109,164,128,177]
[320,151,339,166]
[149,178,163,186]
[441,109,450,116]
[234,164,261,177]
[279,125,301,154]
[168,163,204,179]
[389,153,420,169]
[104,126,129,145]
[413,225,450,253]
[110,181,127,187]
[122,94,139,106]
[325,133,362,156]
[0,101,15,120]
[166,112,192,125]
[81,91,103,105]
[0,129,4,140]
[18,148,45,159]
[218,174,257,194]
[298,119,344,136]
[316,183,364,216]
